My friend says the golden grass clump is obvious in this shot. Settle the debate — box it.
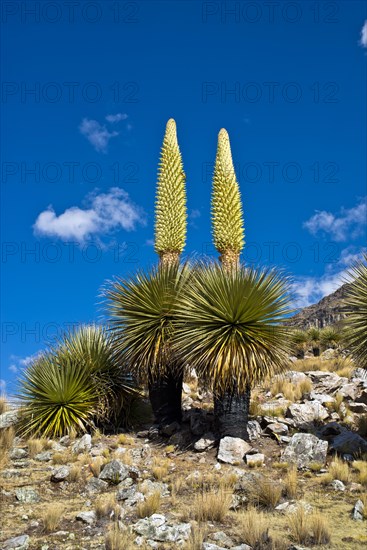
[247,476,282,509]
[117,433,134,446]
[183,523,207,550]
[289,507,330,545]
[95,494,120,519]
[192,488,232,522]
[272,461,289,471]
[152,458,170,481]
[89,456,106,477]
[284,467,298,499]
[41,503,64,532]
[0,397,8,414]
[0,427,15,468]
[28,438,49,457]
[321,456,350,484]
[352,461,367,487]
[69,463,82,482]
[308,461,324,473]
[137,491,161,518]
[105,525,140,550]
[235,507,269,547]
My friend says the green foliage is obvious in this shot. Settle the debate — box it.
[18,326,139,437]
[319,327,342,349]
[307,327,320,344]
[211,128,244,257]
[154,118,187,257]
[290,329,309,346]
[173,263,292,394]
[344,254,367,369]
[105,263,191,381]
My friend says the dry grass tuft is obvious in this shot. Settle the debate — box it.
[0,397,8,414]
[284,467,298,499]
[105,525,140,550]
[41,503,64,532]
[321,456,350,484]
[247,476,282,509]
[117,433,134,445]
[308,461,324,472]
[137,491,161,518]
[272,461,289,471]
[289,507,331,545]
[152,458,170,481]
[183,523,207,550]
[352,461,367,487]
[89,456,106,477]
[0,427,15,468]
[235,507,270,547]
[191,488,232,522]
[28,438,49,457]
[69,463,82,482]
[95,494,120,520]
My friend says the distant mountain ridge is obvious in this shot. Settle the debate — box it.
[288,282,353,330]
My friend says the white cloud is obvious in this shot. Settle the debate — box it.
[303,198,367,241]
[9,364,18,373]
[34,188,146,242]
[105,113,128,123]
[360,21,367,48]
[292,246,366,308]
[0,380,6,392]
[79,118,119,153]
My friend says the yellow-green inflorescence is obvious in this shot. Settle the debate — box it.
[154,118,187,263]
[211,128,245,267]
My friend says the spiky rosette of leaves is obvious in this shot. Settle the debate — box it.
[154,118,187,261]
[105,263,191,381]
[17,352,99,437]
[343,254,367,369]
[173,263,292,394]
[17,325,140,437]
[211,128,244,264]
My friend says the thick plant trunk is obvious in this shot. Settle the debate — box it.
[148,369,183,426]
[214,385,251,440]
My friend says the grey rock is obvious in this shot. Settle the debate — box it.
[265,422,288,436]
[139,479,170,497]
[99,459,128,484]
[217,437,252,465]
[330,480,345,491]
[126,491,144,507]
[352,499,364,521]
[231,546,251,550]
[211,531,234,547]
[160,421,181,437]
[72,434,91,454]
[85,477,108,494]
[34,451,52,462]
[51,466,70,482]
[15,487,40,503]
[133,514,191,542]
[309,392,335,405]
[286,402,329,426]
[317,422,367,454]
[3,535,30,549]
[59,435,70,446]
[247,420,262,441]
[76,511,96,525]
[116,486,137,501]
[49,441,66,452]
[10,448,28,460]
[337,383,359,401]
[0,410,18,429]
[182,382,191,394]
[194,432,216,452]
[349,402,367,414]
[245,453,264,466]
[202,544,226,550]
[281,433,328,469]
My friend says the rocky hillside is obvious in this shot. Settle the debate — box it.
[288,282,353,330]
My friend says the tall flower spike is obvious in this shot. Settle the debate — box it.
[211,128,245,270]
[154,118,187,266]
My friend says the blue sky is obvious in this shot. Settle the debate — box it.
[1,1,366,394]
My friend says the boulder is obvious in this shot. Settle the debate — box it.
[84,477,108,494]
[139,479,170,497]
[15,487,40,503]
[217,437,252,465]
[99,459,128,484]
[3,535,30,549]
[352,499,364,521]
[245,453,265,467]
[247,420,262,441]
[194,432,216,452]
[348,402,367,414]
[286,402,329,427]
[0,410,18,429]
[317,422,367,455]
[34,451,52,462]
[265,422,288,436]
[51,466,70,482]
[72,434,91,454]
[10,448,28,460]
[309,392,335,405]
[329,480,345,491]
[133,514,191,543]
[281,433,328,469]
[76,511,96,525]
